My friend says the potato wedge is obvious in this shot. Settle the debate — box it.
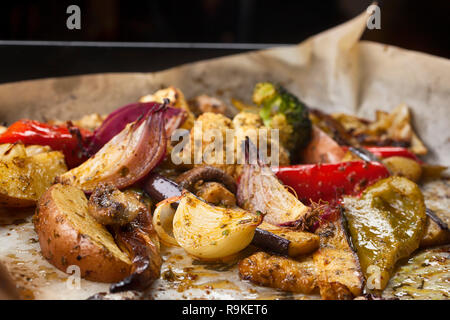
[34,184,133,283]
[382,156,422,182]
[0,147,67,207]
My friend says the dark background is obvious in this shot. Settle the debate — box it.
[0,0,448,84]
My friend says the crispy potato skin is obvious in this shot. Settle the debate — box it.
[239,252,318,294]
[34,184,132,283]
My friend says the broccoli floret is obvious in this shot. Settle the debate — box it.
[253,82,312,154]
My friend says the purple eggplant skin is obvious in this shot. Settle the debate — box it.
[143,172,182,209]
[252,228,290,256]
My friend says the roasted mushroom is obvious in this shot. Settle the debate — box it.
[88,183,148,226]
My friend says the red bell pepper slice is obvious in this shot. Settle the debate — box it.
[272,161,390,204]
[342,146,421,162]
[363,146,422,163]
[0,120,92,168]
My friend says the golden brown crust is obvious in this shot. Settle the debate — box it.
[313,219,364,300]
[34,184,132,283]
[238,252,318,294]
[420,217,450,248]
[0,150,67,207]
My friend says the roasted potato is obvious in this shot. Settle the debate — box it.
[382,156,422,182]
[0,144,67,207]
[34,184,133,283]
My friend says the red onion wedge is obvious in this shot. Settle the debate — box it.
[88,101,186,155]
[58,106,167,193]
[237,137,313,228]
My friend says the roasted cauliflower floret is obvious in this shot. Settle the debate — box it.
[140,86,195,130]
[179,112,289,178]
[232,111,263,129]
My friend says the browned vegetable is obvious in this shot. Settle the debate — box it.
[190,95,228,116]
[175,166,237,195]
[420,215,450,248]
[239,252,318,294]
[237,138,312,227]
[195,182,236,207]
[252,222,319,257]
[110,206,162,293]
[382,156,422,182]
[144,172,182,203]
[34,183,161,290]
[34,184,132,283]
[313,212,364,300]
[88,183,147,226]
[58,107,166,193]
[0,144,67,207]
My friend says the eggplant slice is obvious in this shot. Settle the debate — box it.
[110,210,162,293]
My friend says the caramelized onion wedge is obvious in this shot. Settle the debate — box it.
[88,102,186,155]
[173,192,261,260]
[237,137,312,228]
[58,108,166,192]
[152,195,182,247]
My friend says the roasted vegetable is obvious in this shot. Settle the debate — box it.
[300,126,346,164]
[332,104,428,155]
[34,184,133,282]
[34,183,161,290]
[109,203,162,293]
[0,120,92,168]
[382,246,450,300]
[313,207,364,300]
[239,252,318,294]
[87,101,186,155]
[175,166,237,194]
[253,82,311,154]
[237,138,312,227]
[172,192,261,260]
[88,183,148,226]
[382,156,422,182]
[359,146,422,162]
[189,95,228,116]
[58,106,166,193]
[343,176,427,291]
[0,145,67,207]
[272,161,390,204]
[195,182,237,207]
[309,109,356,146]
[420,215,450,248]
[252,222,319,257]
[139,86,195,130]
[152,195,182,247]
[144,172,183,204]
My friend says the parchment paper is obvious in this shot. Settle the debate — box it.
[0,8,449,299]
